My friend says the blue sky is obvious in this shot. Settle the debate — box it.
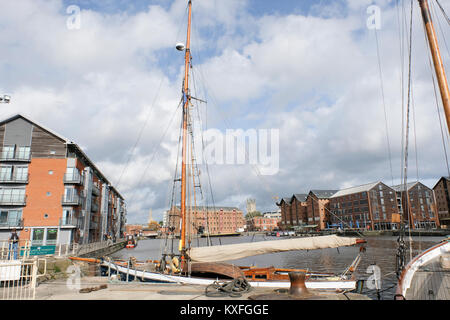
[1,0,450,224]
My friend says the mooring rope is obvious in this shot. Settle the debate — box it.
[205,277,252,298]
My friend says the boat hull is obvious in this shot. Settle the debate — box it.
[101,261,357,290]
[396,239,450,299]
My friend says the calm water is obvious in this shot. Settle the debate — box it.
[111,234,445,300]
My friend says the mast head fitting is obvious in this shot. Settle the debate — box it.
[176,43,185,51]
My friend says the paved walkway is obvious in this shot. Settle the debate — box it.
[34,277,371,300]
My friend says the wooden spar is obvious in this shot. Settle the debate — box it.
[179,0,192,256]
[418,0,450,135]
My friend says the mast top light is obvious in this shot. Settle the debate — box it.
[176,43,185,51]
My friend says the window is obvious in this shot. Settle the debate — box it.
[46,229,58,245]
[0,188,26,203]
[0,166,12,181]
[17,146,30,160]
[15,166,28,181]
[2,145,15,160]
[32,228,45,246]
[0,211,7,224]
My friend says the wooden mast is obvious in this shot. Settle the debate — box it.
[179,0,192,259]
[418,0,450,134]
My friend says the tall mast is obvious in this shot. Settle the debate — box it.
[179,0,192,257]
[418,0,450,134]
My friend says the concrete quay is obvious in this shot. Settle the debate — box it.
[33,276,371,300]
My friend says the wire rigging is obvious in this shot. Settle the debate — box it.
[374,27,395,186]
[423,2,450,176]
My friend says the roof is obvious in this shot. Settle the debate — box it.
[291,193,308,203]
[276,197,292,206]
[0,113,72,143]
[392,181,420,192]
[309,190,338,199]
[330,181,381,198]
[0,113,120,192]
[433,177,450,189]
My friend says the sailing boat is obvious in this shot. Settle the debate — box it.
[101,0,366,291]
[395,0,450,300]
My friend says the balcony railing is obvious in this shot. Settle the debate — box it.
[59,216,78,228]
[63,172,84,185]
[0,152,31,162]
[0,218,24,229]
[61,194,83,206]
[0,173,29,184]
[0,195,27,205]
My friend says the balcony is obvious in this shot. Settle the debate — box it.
[61,194,83,206]
[89,220,99,230]
[0,218,24,229]
[63,172,84,185]
[0,173,29,184]
[0,194,27,206]
[91,201,99,212]
[92,185,100,196]
[0,151,31,162]
[59,216,78,228]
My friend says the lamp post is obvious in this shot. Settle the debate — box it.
[0,95,11,103]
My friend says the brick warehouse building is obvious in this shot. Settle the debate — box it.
[329,182,400,230]
[306,190,338,230]
[165,206,245,236]
[247,216,279,232]
[277,190,337,230]
[0,114,127,251]
[277,194,307,229]
[433,177,450,228]
[392,181,439,229]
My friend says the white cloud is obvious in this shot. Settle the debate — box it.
[0,0,448,223]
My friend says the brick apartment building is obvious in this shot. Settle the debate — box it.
[392,181,439,229]
[330,182,400,230]
[433,177,450,228]
[165,206,245,236]
[0,114,127,251]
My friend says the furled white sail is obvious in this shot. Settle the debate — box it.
[188,235,362,263]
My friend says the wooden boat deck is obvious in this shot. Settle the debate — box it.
[405,256,450,300]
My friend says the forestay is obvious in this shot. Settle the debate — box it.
[188,235,362,263]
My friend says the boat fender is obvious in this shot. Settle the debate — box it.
[169,257,180,273]
[172,257,180,268]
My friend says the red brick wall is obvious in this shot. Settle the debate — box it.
[21,158,67,241]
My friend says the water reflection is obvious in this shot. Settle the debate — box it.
[110,235,444,300]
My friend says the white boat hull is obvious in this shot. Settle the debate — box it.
[101,261,357,290]
[396,239,450,299]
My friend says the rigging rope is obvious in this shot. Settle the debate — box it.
[421,3,450,177]
[114,3,189,190]
[374,26,395,186]
[435,0,450,26]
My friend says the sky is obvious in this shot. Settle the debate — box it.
[1,0,450,224]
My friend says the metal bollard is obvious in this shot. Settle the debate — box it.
[288,271,310,297]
